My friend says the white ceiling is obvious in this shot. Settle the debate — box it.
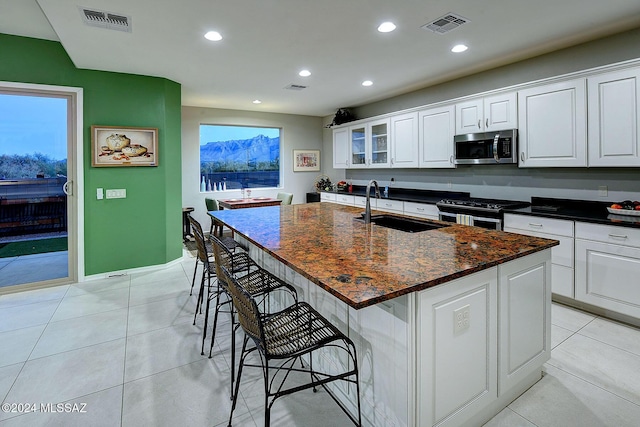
[2,0,640,117]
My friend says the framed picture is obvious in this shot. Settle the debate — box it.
[293,149,320,172]
[91,125,158,167]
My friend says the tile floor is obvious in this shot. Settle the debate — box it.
[1,250,640,426]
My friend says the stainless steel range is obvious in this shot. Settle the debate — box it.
[436,198,529,230]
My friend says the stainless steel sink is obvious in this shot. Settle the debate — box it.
[355,214,449,233]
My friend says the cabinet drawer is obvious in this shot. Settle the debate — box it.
[335,194,355,205]
[354,196,376,208]
[504,226,573,268]
[320,192,336,202]
[375,199,404,213]
[576,222,640,248]
[403,201,439,218]
[504,214,574,237]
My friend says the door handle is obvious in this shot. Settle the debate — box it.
[477,120,481,129]
[520,152,525,162]
[486,118,489,128]
[63,181,72,196]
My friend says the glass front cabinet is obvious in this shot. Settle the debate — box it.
[349,118,390,168]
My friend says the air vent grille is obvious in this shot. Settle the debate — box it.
[79,7,132,32]
[284,84,308,91]
[421,13,469,34]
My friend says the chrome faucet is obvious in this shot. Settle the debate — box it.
[363,179,381,224]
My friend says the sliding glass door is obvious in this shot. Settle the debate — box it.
[0,89,77,289]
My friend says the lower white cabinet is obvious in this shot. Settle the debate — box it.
[416,268,498,427]
[403,201,439,220]
[376,199,404,213]
[336,194,355,205]
[349,296,412,427]
[575,222,640,319]
[504,214,575,298]
[321,192,337,202]
[498,250,551,394]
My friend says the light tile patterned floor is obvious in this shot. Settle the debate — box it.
[1,251,639,426]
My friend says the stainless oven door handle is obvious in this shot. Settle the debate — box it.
[493,134,500,163]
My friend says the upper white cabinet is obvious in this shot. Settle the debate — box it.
[419,105,456,168]
[518,78,587,167]
[455,92,517,134]
[587,67,640,167]
[349,118,391,169]
[390,112,419,168]
[332,127,349,168]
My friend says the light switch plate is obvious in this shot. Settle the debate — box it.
[96,188,104,200]
[106,189,126,199]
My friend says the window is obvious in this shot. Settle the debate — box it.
[199,124,281,191]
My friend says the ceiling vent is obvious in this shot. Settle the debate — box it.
[284,84,308,91]
[79,6,132,32]
[421,13,469,34]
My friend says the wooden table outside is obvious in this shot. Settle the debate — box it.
[217,197,282,210]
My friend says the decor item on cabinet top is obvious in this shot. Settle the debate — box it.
[325,108,356,128]
[315,175,332,192]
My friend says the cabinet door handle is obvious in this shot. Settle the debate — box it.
[477,120,481,129]
[608,233,628,239]
[450,155,454,164]
[520,152,525,162]
[528,223,543,228]
[391,158,394,166]
[486,118,489,128]
[417,207,425,211]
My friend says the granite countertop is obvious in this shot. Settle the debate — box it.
[211,203,557,309]
[505,197,640,229]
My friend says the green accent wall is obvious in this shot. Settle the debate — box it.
[0,33,183,275]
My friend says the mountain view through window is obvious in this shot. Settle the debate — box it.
[199,125,281,191]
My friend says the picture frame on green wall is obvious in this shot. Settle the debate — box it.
[91,125,158,167]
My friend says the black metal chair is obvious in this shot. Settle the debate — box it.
[219,264,362,427]
[209,234,298,398]
[189,216,251,356]
[187,214,237,298]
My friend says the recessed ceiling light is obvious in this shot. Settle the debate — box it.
[362,80,373,87]
[377,22,396,33]
[252,99,262,104]
[451,44,468,53]
[204,31,222,41]
[299,69,311,77]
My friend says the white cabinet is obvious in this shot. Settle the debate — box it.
[518,78,587,167]
[416,268,497,427]
[375,199,403,213]
[498,250,551,394]
[349,296,411,427]
[320,192,336,202]
[587,67,640,167]
[575,222,640,319]
[333,127,350,168]
[504,214,575,298]
[403,201,439,220]
[390,112,419,168]
[418,105,456,168]
[350,118,391,169]
[455,92,517,134]
[335,193,355,206]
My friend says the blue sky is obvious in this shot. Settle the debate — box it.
[0,93,68,160]
[200,124,279,145]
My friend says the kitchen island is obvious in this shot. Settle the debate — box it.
[211,203,558,427]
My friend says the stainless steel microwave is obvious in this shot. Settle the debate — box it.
[454,129,518,165]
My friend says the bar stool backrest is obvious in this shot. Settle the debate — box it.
[209,234,234,285]
[218,265,264,347]
[188,216,209,265]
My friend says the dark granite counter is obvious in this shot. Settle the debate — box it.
[505,197,640,229]
[211,203,557,309]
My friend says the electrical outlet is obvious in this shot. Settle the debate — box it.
[598,186,608,197]
[453,304,470,334]
[447,182,452,189]
[106,189,126,199]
